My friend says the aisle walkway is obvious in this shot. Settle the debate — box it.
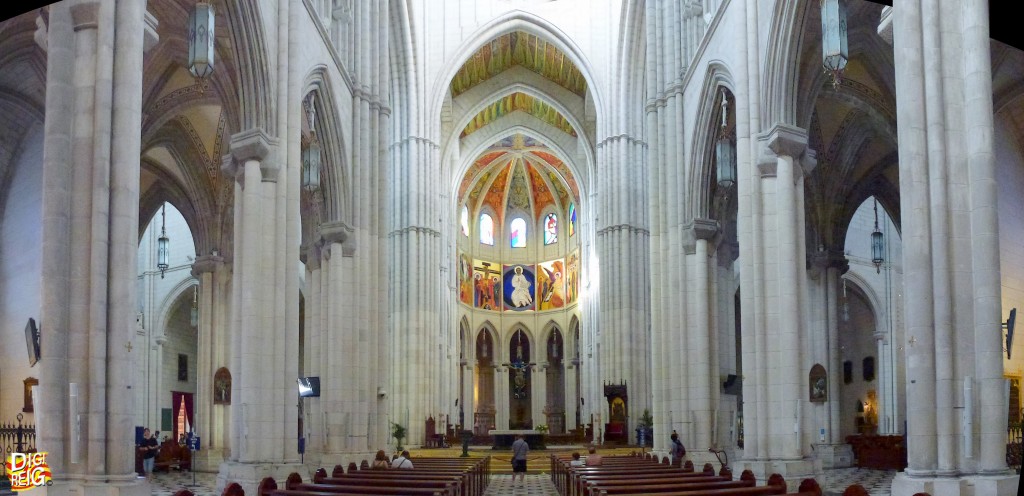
[482,474,558,495]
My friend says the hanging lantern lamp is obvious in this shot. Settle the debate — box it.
[715,90,736,190]
[188,2,215,82]
[157,204,170,278]
[302,95,322,192]
[821,0,849,89]
[871,198,884,273]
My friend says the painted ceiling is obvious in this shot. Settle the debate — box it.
[460,134,580,225]
[450,31,588,99]
[460,92,577,138]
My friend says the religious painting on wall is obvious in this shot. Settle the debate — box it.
[537,258,565,310]
[473,259,502,311]
[214,367,231,405]
[458,253,474,305]
[565,250,580,305]
[503,264,536,311]
[809,364,827,402]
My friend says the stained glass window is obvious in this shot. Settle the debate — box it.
[480,214,494,245]
[511,217,526,247]
[544,213,558,245]
[461,206,469,237]
[569,203,577,237]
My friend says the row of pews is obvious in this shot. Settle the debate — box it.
[178,456,489,496]
[550,452,821,496]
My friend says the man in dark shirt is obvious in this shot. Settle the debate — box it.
[511,434,529,484]
[140,428,159,477]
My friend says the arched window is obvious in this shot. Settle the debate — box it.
[510,217,527,247]
[569,203,577,237]
[544,213,558,245]
[460,206,469,237]
[480,214,494,245]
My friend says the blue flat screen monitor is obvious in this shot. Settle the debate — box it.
[298,377,320,397]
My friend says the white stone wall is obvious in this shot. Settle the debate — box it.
[0,123,43,424]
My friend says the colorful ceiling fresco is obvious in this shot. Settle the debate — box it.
[450,31,588,99]
[460,92,577,138]
[459,134,581,223]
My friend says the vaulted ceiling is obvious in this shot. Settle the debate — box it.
[450,31,587,99]
[458,134,580,227]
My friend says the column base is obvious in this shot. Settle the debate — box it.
[891,471,1020,496]
[216,462,310,496]
[192,448,226,472]
[26,475,149,496]
[731,458,822,491]
[811,443,854,469]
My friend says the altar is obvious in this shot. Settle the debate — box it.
[488,429,546,450]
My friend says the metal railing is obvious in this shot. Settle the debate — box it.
[0,413,36,479]
[1008,422,1022,474]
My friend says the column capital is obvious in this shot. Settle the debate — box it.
[230,128,280,182]
[301,243,322,270]
[69,1,99,31]
[191,254,225,276]
[764,123,808,159]
[318,221,356,257]
[682,217,720,254]
[687,217,720,241]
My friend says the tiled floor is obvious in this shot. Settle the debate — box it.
[820,467,897,496]
[483,474,559,495]
[146,463,898,496]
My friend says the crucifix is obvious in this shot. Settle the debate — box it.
[501,331,536,399]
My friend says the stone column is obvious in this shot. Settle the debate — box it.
[684,218,718,456]
[38,0,75,476]
[890,0,1019,493]
[302,245,323,457]
[461,361,474,431]
[532,363,547,429]
[766,124,808,460]
[191,255,226,470]
[497,367,510,429]
[217,129,305,494]
[565,361,579,432]
[825,262,843,443]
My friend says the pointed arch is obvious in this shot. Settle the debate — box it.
[302,66,351,225]
[688,62,738,221]
[223,0,274,133]
[428,10,606,131]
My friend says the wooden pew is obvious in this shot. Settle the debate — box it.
[581,469,754,496]
[552,454,703,496]
[307,456,490,496]
[590,474,822,496]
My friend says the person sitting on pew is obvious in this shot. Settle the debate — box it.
[391,450,414,469]
[570,452,585,467]
[585,445,603,466]
[372,450,390,469]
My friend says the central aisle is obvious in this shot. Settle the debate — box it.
[483,474,559,495]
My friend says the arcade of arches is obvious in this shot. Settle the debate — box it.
[0,1,1021,496]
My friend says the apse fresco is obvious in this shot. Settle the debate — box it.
[458,254,474,305]
[537,259,565,310]
[503,264,536,311]
[566,250,580,305]
[473,259,503,311]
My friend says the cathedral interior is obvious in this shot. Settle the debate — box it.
[0,1,1022,495]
